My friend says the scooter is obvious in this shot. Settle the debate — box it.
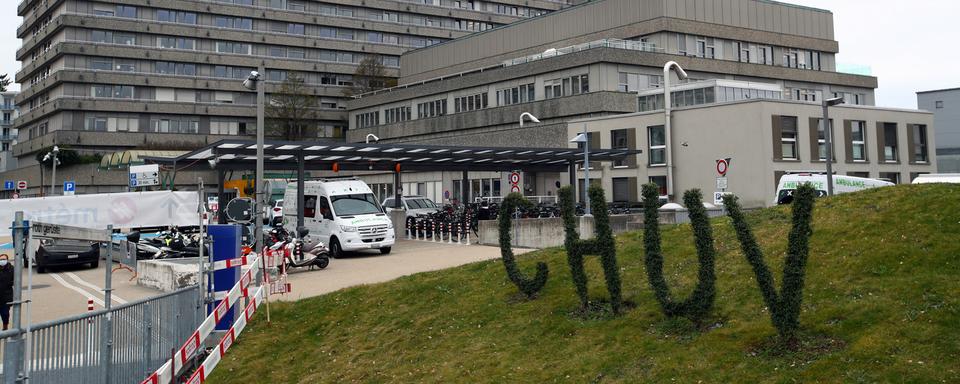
[263,227,329,271]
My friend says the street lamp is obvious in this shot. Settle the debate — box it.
[657,61,688,200]
[570,127,591,216]
[43,145,60,196]
[242,66,265,254]
[519,112,540,128]
[822,96,845,196]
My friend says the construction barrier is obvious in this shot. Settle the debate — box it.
[184,285,265,384]
[141,255,262,384]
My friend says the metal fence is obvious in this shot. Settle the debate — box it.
[1,286,202,384]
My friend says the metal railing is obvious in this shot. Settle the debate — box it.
[1,286,202,384]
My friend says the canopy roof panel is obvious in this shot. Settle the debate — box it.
[145,139,640,173]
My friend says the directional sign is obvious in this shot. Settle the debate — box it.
[63,181,76,196]
[30,221,110,242]
[3,180,13,190]
[129,164,160,188]
[16,181,27,190]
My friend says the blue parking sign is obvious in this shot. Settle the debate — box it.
[3,180,13,190]
[64,181,75,192]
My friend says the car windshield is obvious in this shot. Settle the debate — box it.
[331,194,382,216]
[411,198,436,209]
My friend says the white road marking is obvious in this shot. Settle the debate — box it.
[64,272,128,304]
[49,273,105,307]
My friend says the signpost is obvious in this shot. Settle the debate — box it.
[16,180,27,190]
[129,164,160,188]
[714,158,731,205]
[3,180,13,190]
[509,171,521,193]
[63,181,76,196]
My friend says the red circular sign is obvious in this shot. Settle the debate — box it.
[511,186,521,193]
[509,172,521,184]
[716,159,729,176]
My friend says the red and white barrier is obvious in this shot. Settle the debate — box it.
[184,285,265,384]
[141,255,262,384]
[207,255,253,271]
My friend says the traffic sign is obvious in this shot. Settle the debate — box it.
[509,172,521,184]
[511,185,521,193]
[3,180,13,190]
[129,164,160,188]
[716,158,731,177]
[716,177,728,190]
[16,180,27,190]
[63,181,76,196]
[713,191,732,205]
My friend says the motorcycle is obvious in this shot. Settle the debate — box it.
[264,227,330,271]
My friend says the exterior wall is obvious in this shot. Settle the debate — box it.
[568,100,936,208]
[0,92,19,173]
[402,0,838,82]
[14,0,571,163]
[917,88,960,149]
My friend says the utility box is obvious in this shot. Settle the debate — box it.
[208,224,241,331]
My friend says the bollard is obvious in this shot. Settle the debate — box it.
[431,220,438,243]
[456,223,462,245]
[406,219,412,240]
[465,223,471,246]
[447,222,454,244]
[87,298,94,324]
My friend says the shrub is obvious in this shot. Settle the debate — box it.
[497,193,548,299]
[641,185,717,323]
[559,185,623,314]
[722,183,816,342]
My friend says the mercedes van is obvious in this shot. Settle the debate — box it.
[283,177,395,257]
[774,174,893,205]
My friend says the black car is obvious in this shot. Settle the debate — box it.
[34,239,100,273]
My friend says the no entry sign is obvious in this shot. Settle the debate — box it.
[715,158,731,177]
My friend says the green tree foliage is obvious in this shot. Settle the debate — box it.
[497,193,548,299]
[723,183,816,342]
[559,186,623,313]
[642,185,717,322]
[559,186,588,309]
[266,73,318,141]
[34,147,103,168]
[343,55,397,97]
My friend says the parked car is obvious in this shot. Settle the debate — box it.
[32,238,100,273]
[381,195,441,218]
[271,200,284,226]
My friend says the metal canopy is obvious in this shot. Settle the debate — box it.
[145,139,640,172]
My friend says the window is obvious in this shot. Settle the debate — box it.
[696,36,715,58]
[935,100,944,109]
[738,42,751,63]
[779,116,799,160]
[649,176,667,196]
[90,57,112,70]
[911,124,928,163]
[496,83,534,106]
[648,125,666,166]
[611,129,633,167]
[210,120,241,135]
[91,85,134,99]
[850,121,867,161]
[84,117,108,131]
[879,172,901,185]
[216,41,251,54]
[416,99,447,119]
[158,37,194,50]
[157,10,197,24]
[612,178,631,202]
[677,34,687,55]
[287,23,305,35]
[882,122,898,162]
[116,5,137,18]
[215,16,252,30]
[454,93,488,113]
[384,106,411,124]
[114,60,136,72]
[815,119,833,161]
[356,111,379,128]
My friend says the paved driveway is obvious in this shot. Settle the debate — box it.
[271,239,527,302]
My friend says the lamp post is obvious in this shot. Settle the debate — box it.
[822,96,845,196]
[43,145,60,196]
[570,126,591,216]
[242,65,265,253]
[519,112,540,128]
[658,61,688,200]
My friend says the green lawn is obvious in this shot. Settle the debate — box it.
[210,184,960,383]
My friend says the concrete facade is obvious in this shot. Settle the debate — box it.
[568,99,936,207]
[13,0,573,161]
[917,87,960,173]
[0,92,18,173]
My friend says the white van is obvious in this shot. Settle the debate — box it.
[911,173,960,184]
[283,177,395,257]
[774,174,893,205]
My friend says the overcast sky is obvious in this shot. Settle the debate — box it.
[0,0,957,109]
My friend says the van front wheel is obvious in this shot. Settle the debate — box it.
[329,238,342,259]
[379,247,392,255]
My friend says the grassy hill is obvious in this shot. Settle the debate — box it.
[210,184,960,383]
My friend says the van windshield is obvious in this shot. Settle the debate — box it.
[331,194,382,216]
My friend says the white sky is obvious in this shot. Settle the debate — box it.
[0,0,957,108]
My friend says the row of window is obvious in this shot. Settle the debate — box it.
[384,106,412,124]
[776,116,928,164]
[453,93,489,113]
[544,75,589,99]
[417,99,448,119]
[356,111,379,129]
[670,33,824,71]
[496,83,536,106]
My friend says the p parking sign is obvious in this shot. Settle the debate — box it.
[64,181,76,196]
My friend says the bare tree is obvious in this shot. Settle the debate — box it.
[0,74,10,92]
[266,73,318,141]
[344,56,397,97]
